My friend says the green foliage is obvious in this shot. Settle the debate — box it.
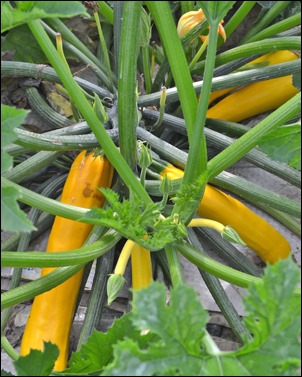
[1,105,29,174]
[198,1,236,22]
[1,186,37,232]
[14,342,59,376]
[83,189,187,250]
[1,25,48,63]
[1,105,36,232]
[1,1,89,33]
[0,370,14,376]
[41,257,300,377]
[258,121,301,170]
[63,315,156,375]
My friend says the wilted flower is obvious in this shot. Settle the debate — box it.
[177,8,226,42]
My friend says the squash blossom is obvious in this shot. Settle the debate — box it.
[177,8,226,42]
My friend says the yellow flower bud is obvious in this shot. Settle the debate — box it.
[177,8,226,42]
[177,9,205,38]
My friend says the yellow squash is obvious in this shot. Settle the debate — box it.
[207,50,298,119]
[20,150,114,371]
[131,244,153,291]
[160,163,291,264]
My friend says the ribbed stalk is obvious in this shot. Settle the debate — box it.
[118,1,142,169]
[188,229,249,343]
[139,59,301,106]
[25,86,74,128]
[239,1,291,44]
[3,151,64,184]
[1,61,113,100]
[192,36,300,74]
[246,12,301,43]
[177,240,260,288]
[27,19,152,204]
[1,232,120,268]
[207,93,301,182]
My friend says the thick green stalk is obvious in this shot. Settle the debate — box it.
[1,61,113,100]
[1,335,18,360]
[113,2,124,74]
[3,151,63,184]
[207,93,301,181]
[246,12,301,43]
[146,1,198,144]
[192,36,300,74]
[142,46,152,94]
[183,23,220,185]
[188,228,249,343]
[27,19,151,204]
[224,1,257,38]
[118,2,142,169]
[2,176,88,220]
[177,240,260,288]
[239,1,291,44]
[98,1,114,24]
[1,231,120,268]
[1,265,83,309]
[164,244,184,287]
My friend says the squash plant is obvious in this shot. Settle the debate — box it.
[1,1,301,376]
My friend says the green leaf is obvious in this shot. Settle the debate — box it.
[103,283,208,376]
[1,370,14,376]
[1,25,48,63]
[1,1,89,32]
[234,258,301,375]
[1,104,29,148]
[198,1,236,22]
[14,342,59,376]
[66,315,155,374]
[1,186,36,232]
[1,104,29,174]
[101,259,300,376]
[82,189,185,250]
[258,121,301,170]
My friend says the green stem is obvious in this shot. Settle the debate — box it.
[139,59,300,107]
[177,240,260,288]
[27,19,151,204]
[164,243,184,287]
[146,1,198,144]
[142,46,152,94]
[1,265,83,310]
[188,229,249,343]
[246,12,301,43]
[2,176,89,220]
[94,10,114,91]
[3,151,64,184]
[188,37,208,70]
[118,2,142,170]
[207,93,301,181]
[1,334,19,360]
[1,232,120,268]
[191,36,300,75]
[98,1,114,24]
[239,1,291,44]
[223,1,257,38]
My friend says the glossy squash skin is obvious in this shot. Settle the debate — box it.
[131,243,153,291]
[207,50,298,120]
[20,150,114,371]
[161,164,291,264]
